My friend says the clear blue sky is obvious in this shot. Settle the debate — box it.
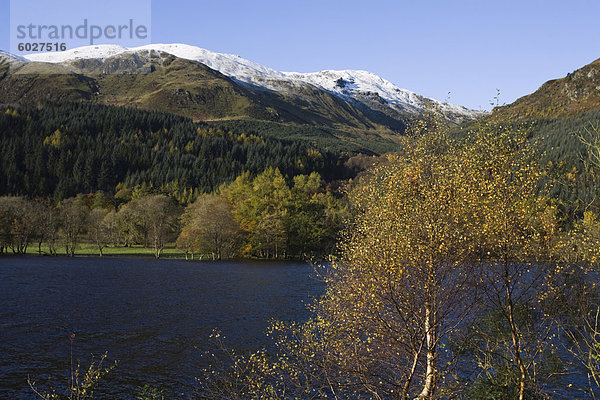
[2,0,600,110]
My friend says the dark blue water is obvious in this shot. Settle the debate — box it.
[0,257,325,399]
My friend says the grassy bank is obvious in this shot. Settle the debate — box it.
[24,243,193,259]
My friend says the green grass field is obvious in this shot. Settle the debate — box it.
[24,243,197,259]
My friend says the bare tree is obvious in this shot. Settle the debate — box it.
[59,197,90,257]
[0,196,37,254]
[88,208,110,256]
[32,198,59,256]
[102,210,120,248]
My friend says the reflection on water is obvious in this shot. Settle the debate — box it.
[0,257,325,399]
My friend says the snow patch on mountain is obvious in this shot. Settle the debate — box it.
[136,44,286,82]
[285,70,427,110]
[283,69,485,120]
[25,45,129,63]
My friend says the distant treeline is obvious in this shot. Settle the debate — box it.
[0,169,347,260]
[0,103,356,201]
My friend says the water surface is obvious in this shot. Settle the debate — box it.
[0,257,325,399]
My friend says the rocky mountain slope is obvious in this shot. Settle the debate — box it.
[492,57,600,121]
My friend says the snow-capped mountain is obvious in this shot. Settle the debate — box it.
[23,44,485,123]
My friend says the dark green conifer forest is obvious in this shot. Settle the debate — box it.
[0,103,355,201]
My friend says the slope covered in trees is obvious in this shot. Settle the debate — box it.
[0,102,359,200]
[459,110,600,223]
[476,56,600,222]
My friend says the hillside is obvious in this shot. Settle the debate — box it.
[478,57,600,221]
[24,44,485,123]
[0,52,412,147]
[492,57,600,121]
[1,44,486,136]
[0,102,362,200]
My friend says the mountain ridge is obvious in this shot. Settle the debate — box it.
[20,43,485,123]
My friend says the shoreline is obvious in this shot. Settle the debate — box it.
[0,246,316,263]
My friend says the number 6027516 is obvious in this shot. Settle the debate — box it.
[17,43,67,52]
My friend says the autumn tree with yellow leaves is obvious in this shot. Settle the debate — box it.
[199,117,578,399]
[455,123,568,400]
